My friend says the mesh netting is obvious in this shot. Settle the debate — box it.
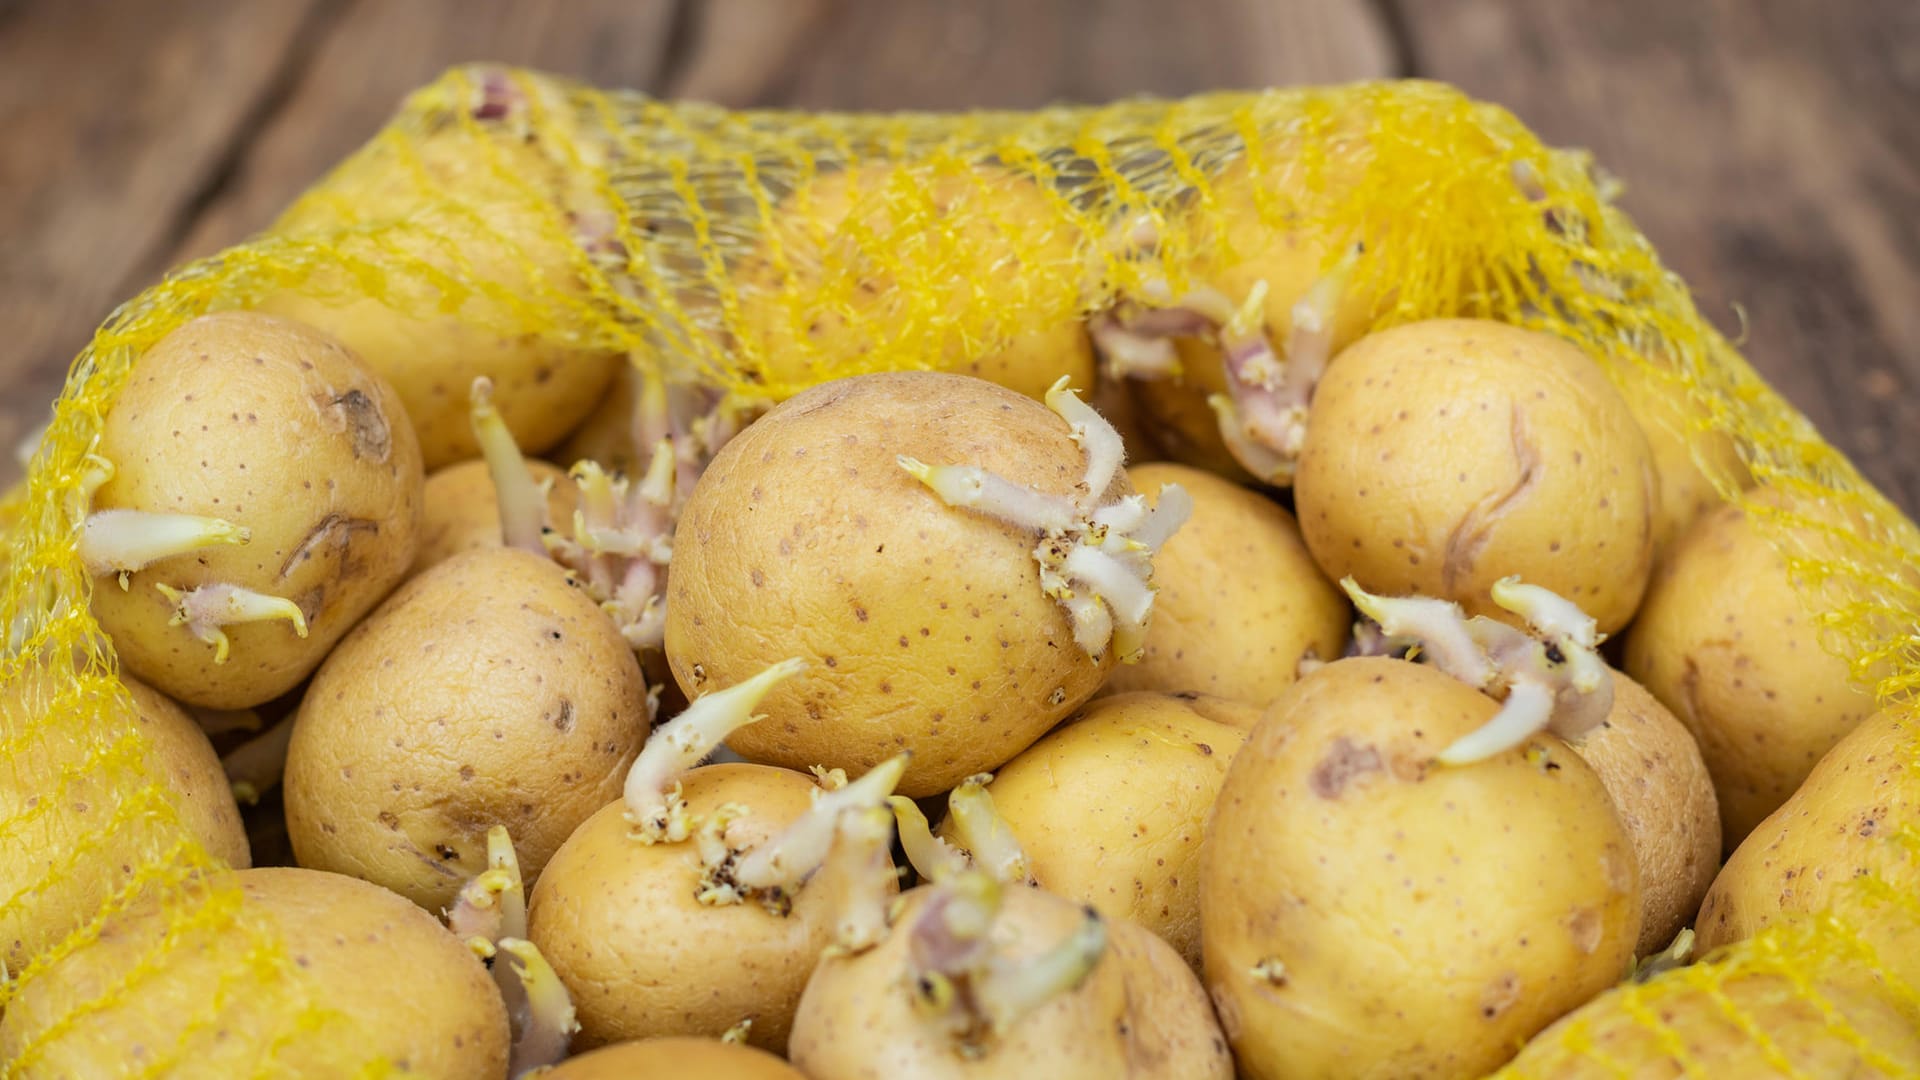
[1,64,1916,1077]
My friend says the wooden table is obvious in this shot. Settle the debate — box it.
[2,0,1914,512]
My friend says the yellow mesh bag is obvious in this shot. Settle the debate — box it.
[2,64,1916,1077]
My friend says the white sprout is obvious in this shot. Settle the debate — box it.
[79,510,249,585]
[623,658,806,843]
[154,582,308,665]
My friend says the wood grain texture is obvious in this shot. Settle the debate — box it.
[1394,0,1920,511]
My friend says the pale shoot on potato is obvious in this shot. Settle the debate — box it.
[154,582,309,665]
[623,658,807,843]
[79,510,250,586]
[889,796,969,884]
[942,774,1034,887]
[899,378,1190,663]
[1339,577,1614,765]
[496,937,579,1078]
[817,805,899,957]
[698,754,910,912]
[448,828,573,1076]
[469,377,549,556]
[222,713,295,806]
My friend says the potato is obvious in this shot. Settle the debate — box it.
[1202,657,1639,1080]
[1624,499,1876,848]
[0,867,508,1077]
[789,880,1232,1079]
[1,672,250,974]
[284,547,649,912]
[1695,706,1919,982]
[410,457,576,577]
[734,164,1094,402]
[1569,669,1720,956]
[88,311,424,709]
[1295,318,1657,636]
[665,371,1189,796]
[543,1038,805,1079]
[1104,464,1347,703]
[529,765,869,1053]
[1501,969,1920,1078]
[257,125,622,469]
[1608,360,1750,562]
[949,692,1254,970]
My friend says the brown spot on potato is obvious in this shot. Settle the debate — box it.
[1310,737,1383,798]
[1441,403,1541,595]
[326,388,392,462]
[1566,907,1602,954]
[551,698,576,733]
[1480,973,1521,1019]
[278,514,382,580]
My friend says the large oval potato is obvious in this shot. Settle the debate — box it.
[0,867,508,1078]
[955,691,1256,970]
[91,311,425,709]
[1624,499,1877,849]
[1104,464,1347,704]
[1202,657,1640,1080]
[665,371,1120,797]
[285,547,649,913]
[1296,319,1657,635]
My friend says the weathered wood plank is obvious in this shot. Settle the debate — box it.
[1396,0,1920,512]
[0,0,328,479]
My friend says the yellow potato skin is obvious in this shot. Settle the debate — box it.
[284,547,649,913]
[789,885,1232,1080]
[736,164,1095,403]
[543,1038,805,1079]
[1695,707,1920,984]
[955,692,1251,970]
[1569,670,1721,957]
[1295,319,1657,635]
[1608,362,1750,563]
[1105,464,1347,704]
[91,311,425,709]
[256,134,621,469]
[0,867,508,1078]
[528,765,848,1054]
[410,457,577,577]
[665,372,1118,797]
[1499,971,1920,1079]
[1201,657,1640,1080]
[0,674,250,974]
[1624,501,1876,850]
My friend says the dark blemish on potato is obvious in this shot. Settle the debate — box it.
[1442,403,1542,594]
[552,699,576,734]
[378,811,401,831]
[1196,742,1215,756]
[325,388,393,462]
[1310,737,1383,799]
[434,844,459,861]
[1480,973,1522,1020]
[853,603,869,622]
[751,568,766,587]
[278,514,381,581]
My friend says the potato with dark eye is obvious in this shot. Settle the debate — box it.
[84,311,424,710]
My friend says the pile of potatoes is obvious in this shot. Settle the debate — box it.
[4,133,1916,1080]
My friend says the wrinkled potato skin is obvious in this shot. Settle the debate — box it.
[1569,670,1720,957]
[92,312,425,710]
[256,134,622,469]
[410,457,576,577]
[285,548,648,913]
[1695,707,1920,983]
[1624,501,1876,850]
[1202,657,1639,1080]
[737,165,1095,403]
[0,674,251,973]
[1106,465,1347,704]
[790,885,1232,1080]
[1608,362,1751,563]
[529,766,846,1054]
[1296,319,1657,635]
[955,692,1251,970]
[1502,971,1920,1079]
[666,372,1119,797]
[543,1038,806,1079]
[0,867,509,1078]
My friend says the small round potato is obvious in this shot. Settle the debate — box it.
[1695,706,1919,978]
[543,1038,805,1079]
[0,867,508,1077]
[1503,970,1920,1079]
[734,164,1094,402]
[1104,464,1347,703]
[1295,318,1657,635]
[1201,657,1639,1080]
[665,372,1121,797]
[1568,669,1721,957]
[529,765,852,1053]
[90,311,425,709]
[790,884,1232,1080]
[953,691,1255,970]
[1,672,250,973]
[410,457,577,577]
[285,547,649,912]
[257,131,622,469]
[1624,499,1877,849]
